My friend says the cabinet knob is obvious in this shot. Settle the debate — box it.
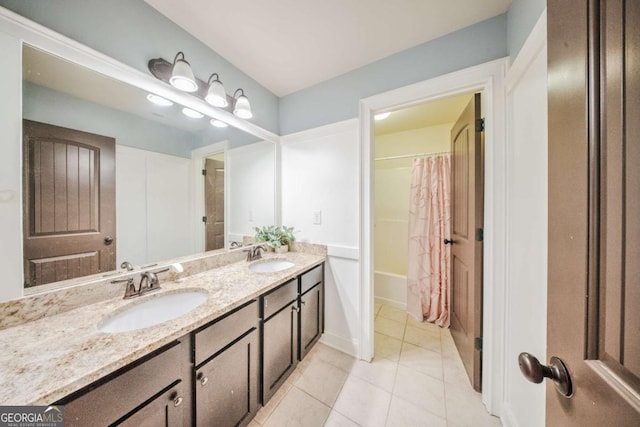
[197,372,209,386]
[291,305,300,313]
[301,300,306,305]
[173,395,183,407]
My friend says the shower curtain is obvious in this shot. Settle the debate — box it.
[406,155,451,327]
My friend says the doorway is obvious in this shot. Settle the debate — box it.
[204,154,225,251]
[359,58,508,414]
[371,92,484,393]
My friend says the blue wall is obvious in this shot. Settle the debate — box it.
[507,0,546,60]
[23,82,199,158]
[279,14,508,135]
[0,0,280,134]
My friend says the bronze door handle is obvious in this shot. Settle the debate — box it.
[518,352,573,397]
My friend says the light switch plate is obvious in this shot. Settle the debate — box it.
[313,211,322,225]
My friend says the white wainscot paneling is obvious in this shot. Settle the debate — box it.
[226,141,275,236]
[0,31,22,302]
[281,120,361,356]
[116,146,191,266]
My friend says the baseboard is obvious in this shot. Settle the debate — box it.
[319,332,359,358]
[499,404,518,427]
[374,296,406,310]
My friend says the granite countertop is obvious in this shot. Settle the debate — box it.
[0,251,325,405]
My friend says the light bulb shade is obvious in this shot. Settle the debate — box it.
[205,75,228,107]
[210,119,228,128]
[233,93,253,119]
[182,107,204,118]
[169,53,198,92]
[146,94,173,106]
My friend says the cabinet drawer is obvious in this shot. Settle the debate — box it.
[60,340,184,427]
[195,300,258,366]
[300,264,323,294]
[263,279,297,320]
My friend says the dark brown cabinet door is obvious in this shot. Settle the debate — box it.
[116,383,184,427]
[449,93,484,391]
[262,300,298,403]
[546,0,640,425]
[195,330,259,427]
[22,120,116,287]
[299,284,322,360]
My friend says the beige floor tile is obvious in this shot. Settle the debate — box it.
[441,353,470,387]
[375,317,406,340]
[254,381,292,425]
[374,332,403,362]
[348,357,397,392]
[294,358,349,406]
[444,381,501,427]
[405,314,445,334]
[392,365,446,418]
[378,305,408,324]
[248,420,261,427]
[263,386,330,427]
[333,376,391,427]
[308,343,356,372]
[398,342,443,381]
[375,303,383,315]
[385,395,447,427]
[324,410,361,427]
[403,325,442,353]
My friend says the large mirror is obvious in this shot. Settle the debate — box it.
[21,44,276,291]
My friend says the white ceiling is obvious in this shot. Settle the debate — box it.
[145,0,511,96]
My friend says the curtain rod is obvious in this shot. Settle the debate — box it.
[374,151,451,161]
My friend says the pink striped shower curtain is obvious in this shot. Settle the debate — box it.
[406,155,451,327]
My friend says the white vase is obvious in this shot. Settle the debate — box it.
[274,245,289,254]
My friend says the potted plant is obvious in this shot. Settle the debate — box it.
[254,225,296,253]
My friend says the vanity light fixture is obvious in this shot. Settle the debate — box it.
[233,89,253,119]
[146,94,173,106]
[210,119,228,128]
[205,73,229,108]
[182,107,204,118]
[169,52,198,93]
[374,112,391,121]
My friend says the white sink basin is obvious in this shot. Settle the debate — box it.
[249,259,295,273]
[99,289,208,333]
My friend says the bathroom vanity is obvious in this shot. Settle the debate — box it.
[0,249,325,427]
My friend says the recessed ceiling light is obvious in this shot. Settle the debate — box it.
[146,94,173,106]
[374,112,391,121]
[182,107,204,118]
[210,119,228,128]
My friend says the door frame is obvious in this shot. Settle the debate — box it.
[358,57,508,415]
[191,141,229,252]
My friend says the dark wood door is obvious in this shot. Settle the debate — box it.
[546,0,640,425]
[22,120,116,287]
[117,382,184,427]
[449,93,484,391]
[195,330,259,427]
[204,158,224,251]
[262,299,298,403]
[299,283,322,360]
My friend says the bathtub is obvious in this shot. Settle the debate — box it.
[374,270,407,310]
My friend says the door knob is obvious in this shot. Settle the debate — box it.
[444,238,455,245]
[104,236,113,245]
[518,352,573,397]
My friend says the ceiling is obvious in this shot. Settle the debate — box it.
[374,92,474,136]
[144,0,511,96]
[23,45,210,133]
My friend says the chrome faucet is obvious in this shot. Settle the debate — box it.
[244,245,267,262]
[120,261,134,272]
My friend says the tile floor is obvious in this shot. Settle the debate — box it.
[250,303,502,427]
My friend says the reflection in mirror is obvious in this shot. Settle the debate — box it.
[21,44,275,291]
